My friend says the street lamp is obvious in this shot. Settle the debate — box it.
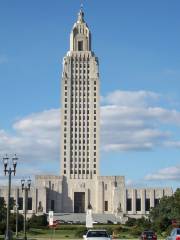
[2,154,18,240]
[14,204,19,238]
[21,178,31,240]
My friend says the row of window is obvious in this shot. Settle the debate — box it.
[71,86,96,91]
[72,64,90,68]
[64,133,97,137]
[66,104,97,109]
[64,117,97,122]
[65,134,97,140]
[68,145,97,150]
[65,95,97,103]
[72,75,90,79]
[66,163,96,168]
[65,151,97,156]
[64,170,96,174]
[65,80,96,85]
[73,69,90,74]
[70,92,97,97]
[64,127,97,132]
[64,122,97,128]
[0,197,32,210]
[71,59,90,63]
[70,97,96,102]
[126,198,160,211]
[66,157,97,162]
[70,110,97,114]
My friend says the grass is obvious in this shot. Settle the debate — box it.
[0,224,166,240]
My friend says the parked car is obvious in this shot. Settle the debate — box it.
[83,229,112,240]
[166,228,180,240]
[140,230,157,240]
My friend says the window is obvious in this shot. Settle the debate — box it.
[18,197,23,210]
[51,200,55,211]
[78,41,83,51]
[127,198,132,211]
[136,198,141,211]
[154,198,160,206]
[145,199,150,211]
[28,198,32,210]
[104,201,108,211]
[10,197,14,210]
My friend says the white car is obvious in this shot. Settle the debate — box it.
[83,229,112,240]
[167,228,180,240]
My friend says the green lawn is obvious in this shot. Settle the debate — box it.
[0,224,166,240]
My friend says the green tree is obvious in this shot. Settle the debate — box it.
[149,188,180,233]
[28,214,48,228]
[0,198,6,222]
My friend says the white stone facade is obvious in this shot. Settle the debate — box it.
[0,9,173,220]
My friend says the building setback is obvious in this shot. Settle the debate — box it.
[0,9,172,221]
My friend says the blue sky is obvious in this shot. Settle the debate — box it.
[0,0,180,190]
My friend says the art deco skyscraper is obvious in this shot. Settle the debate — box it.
[61,9,100,180]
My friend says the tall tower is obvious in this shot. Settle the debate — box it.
[61,9,100,180]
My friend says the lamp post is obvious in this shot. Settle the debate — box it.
[21,178,31,240]
[2,154,18,240]
[14,204,19,238]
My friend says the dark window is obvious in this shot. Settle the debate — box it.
[10,197,14,210]
[28,198,32,210]
[0,197,5,205]
[51,200,55,211]
[104,201,108,211]
[78,41,83,51]
[145,198,150,211]
[127,198,132,211]
[136,198,141,211]
[18,197,23,210]
[154,198,160,206]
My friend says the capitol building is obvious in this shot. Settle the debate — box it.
[0,9,172,221]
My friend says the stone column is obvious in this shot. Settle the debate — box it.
[150,189,155,208]
[97,181,104,213]
[32,188,37,214]
[132,189,136,214]
[123,189,127,214]
[141,189,145,215]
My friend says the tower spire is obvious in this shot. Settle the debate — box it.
[77,3,84,23]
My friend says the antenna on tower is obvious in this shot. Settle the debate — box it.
[80,0,83,11]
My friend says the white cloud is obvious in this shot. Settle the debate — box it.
[0,89,180,178]
[0,109,60,164]
[101,90,160,107]
[145,166,180,181]
[100,90,180,151]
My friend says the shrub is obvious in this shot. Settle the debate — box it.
[28,214,48,228]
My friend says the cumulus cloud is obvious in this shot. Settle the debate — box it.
[101,90,160,107]
[0,89,180,178]
[0,109,60,164]
[145,166,180,181]
[101,90,180,151]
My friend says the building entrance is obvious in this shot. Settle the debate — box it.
[74,192,85,213]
